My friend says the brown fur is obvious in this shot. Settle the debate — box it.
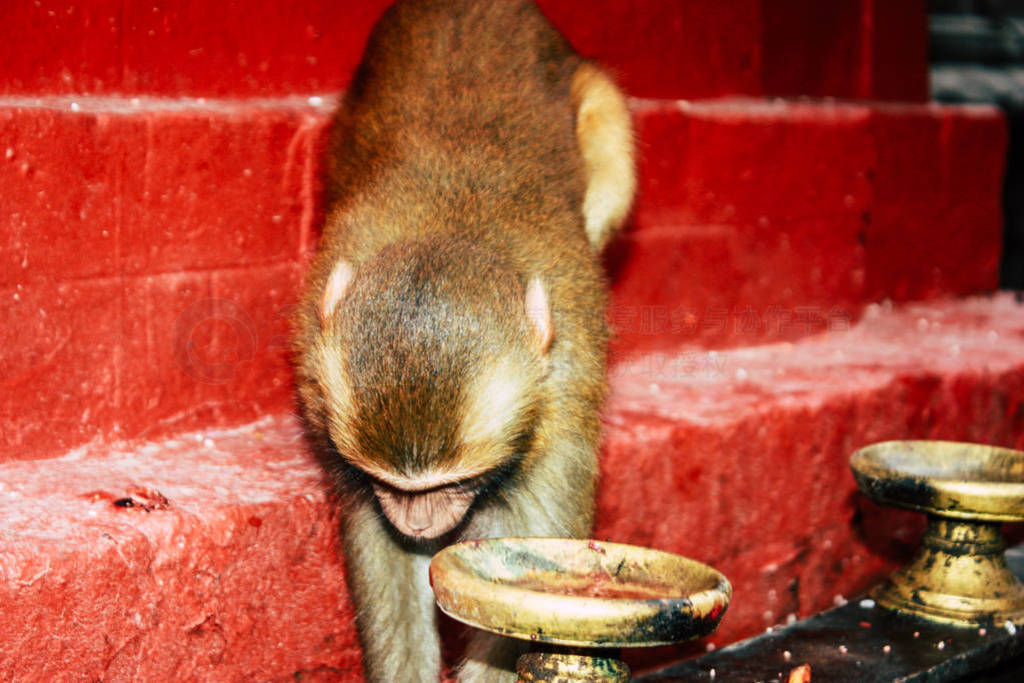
[292,1,634,680]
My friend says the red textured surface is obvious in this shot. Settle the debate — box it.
[3,296,1023,680]
[1,278,123,459]
[0,264,305,461]
[0,1,386,97]
[609,100,1005,355]
[600,294,1024,668]
[0,96,1005,461]
[868,0,931,102]
[0,0,926,100]
[865,105,1007,302]
[538,0,762,100]
[0,97,330,461]
[117,264,303,442]
[610,100,870,355]
[0,105,124,286]
[0,97,329,286]
[0,418,361,680]
[118,106,319,275]
[762,0,928,102]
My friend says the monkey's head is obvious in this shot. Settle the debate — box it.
[310,235,552,541]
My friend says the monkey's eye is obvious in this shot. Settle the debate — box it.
[469,452,524,495]
[450,475,485,494]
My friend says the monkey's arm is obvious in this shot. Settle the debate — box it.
[571,62,636,252]
[341,498,442,683]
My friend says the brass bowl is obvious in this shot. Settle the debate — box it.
[429,537,731,648]
[851,440,1024,626]
[851,440,1024,522]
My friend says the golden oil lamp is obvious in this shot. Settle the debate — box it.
[851,440,1024,626]
[429,537,731,682]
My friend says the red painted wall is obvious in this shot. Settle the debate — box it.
[2,0,927,100]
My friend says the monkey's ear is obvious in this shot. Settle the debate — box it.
[525,277,553,353]
[318,260,355,327]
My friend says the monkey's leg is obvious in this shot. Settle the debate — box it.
[571,61,636,252]
[342,500,442,683]
[456,434,599,682]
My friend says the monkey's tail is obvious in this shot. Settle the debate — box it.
[571,62,636,252]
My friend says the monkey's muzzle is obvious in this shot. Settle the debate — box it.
[372,481,477,540]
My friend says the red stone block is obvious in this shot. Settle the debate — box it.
[612,101,1004,355]
[865,105,1005,302]
[630,101,874,230]
[867,200,1002,303]
[117,264,301,446]
[868,105,948,206]
[120,103,325,275]
[118,270,216,443]
[537,0,763,99]
[0,97,325,461]
[0,0,389,97]
[2,0,764,100]
[869,0,930,102]
[761,0,928,102]
[119,1,390,96]
[0,1,124,95]
[0,263,300,459]
[207,263,304,414]
[607,217,864,354]
[1,98,325,287]
[0,278,122,461]
[611,100,875,353]
[0,105,125,288]
[945,107,1009,208]
[0,418,361,681]
[762,0,864,99]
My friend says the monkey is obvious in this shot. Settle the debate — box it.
[292,1,635,681]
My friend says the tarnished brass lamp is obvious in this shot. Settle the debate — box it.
[429,538,731,682]
[851,440,1024,626]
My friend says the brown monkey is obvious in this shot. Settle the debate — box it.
[293,1,634,680]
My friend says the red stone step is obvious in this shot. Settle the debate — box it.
[611,100,1005,356]
[600,294,1024,660]
[3,294,1022,679]
[0,96,1004,463]
[0,0,926,101]
[0,95,328,462]
[0,418,362,680]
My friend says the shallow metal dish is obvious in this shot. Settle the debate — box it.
[851,440,1024,522]
[429,537,731,648]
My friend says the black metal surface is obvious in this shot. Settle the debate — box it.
[639,548,1024,682]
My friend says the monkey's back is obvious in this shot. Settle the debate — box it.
[324,0,594,283]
